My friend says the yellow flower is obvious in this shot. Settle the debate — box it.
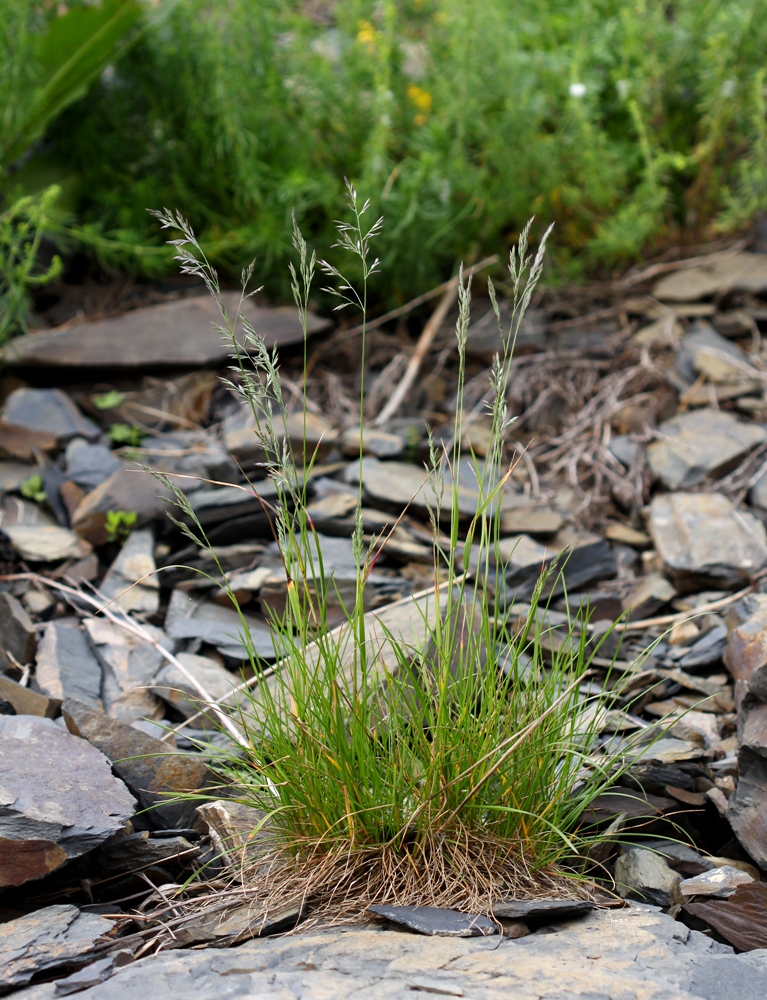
[357,20,378,47]
[407,84,432,115]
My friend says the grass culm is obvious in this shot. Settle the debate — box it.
[151,190,646,926]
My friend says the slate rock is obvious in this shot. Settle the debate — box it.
[0,715,135,887]
[750,462,767,512]
[491,898,594,922]
[99,528,159,615]
[675,321,747,385]
[54,955,126,996]
[3,293,330,370]
[724,594,767,708]
[1,388,100,444]
[676,623,728,669]
[368,904,497,936]
[84,619,170,723]
[0,420,58,464]
[0,905,117,990]
[654,250,767,301]
[685,883,767,951]
[196,799,271,866]
[498,505,564,536]
[65,438,123,491]
[680,865,754,898]
[36,621,103,708]
[2,525,93,562]
[340,426,406,458]
[623,573,677,619]
[347,456,494,518]
[639,838,716,877]
[138,430,238,487]
[504,532,617,601]
[71,467,174,546]
[184,480,278,530]
[0,674,59,717]
[0,459,34,492]
[0,591,37,670]
[726,700,767,870]
[154,652,241,722]
[224,408,337,465]
[648,492,767,590]
[615,848,682,907]
[62,697,212,830]
[165,589,276,661]
[15,909,767,1000]
[646,409,766,490]
[0,423,58,460]
[93,829,199,873]
[609,434,642,468]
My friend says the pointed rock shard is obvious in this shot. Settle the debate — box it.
[36,621,103,707]
[0,592,36,671]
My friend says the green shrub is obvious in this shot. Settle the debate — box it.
[0,186,62,342]
[28,0,767,303]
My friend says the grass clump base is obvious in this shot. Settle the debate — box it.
[152,191,640,929]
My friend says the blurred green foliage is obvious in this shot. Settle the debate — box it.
[3,0,767,306]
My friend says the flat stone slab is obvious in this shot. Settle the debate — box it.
[653,251,767,301]
[14,907,767,1000]
[368,904,497,936]
[491,898,594,921]
[1,905,116,990]
[648,492,767,589]
[0,716,135,887]
[1,388,100,443]
[2,294,331,370]
[646,409,766,490]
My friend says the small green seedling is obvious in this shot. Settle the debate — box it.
[105,509,137,543]
[92,390,126,410]
[19,473,46,504]
[108,422,145,446]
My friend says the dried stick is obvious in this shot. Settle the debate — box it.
[374,283,459,426]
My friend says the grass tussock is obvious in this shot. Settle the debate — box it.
[152,190,645,923]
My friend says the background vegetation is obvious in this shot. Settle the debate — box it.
[3,0,767,307]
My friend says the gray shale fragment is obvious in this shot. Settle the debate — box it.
[1,905,117,990]
[0,715,135,887]
[646,408,766,490]
[0,591,37,671]
[648,492,767,590]
[1,388,100,444]
[99,528,159,615]
[368,904,497,936]
[35,621,103,708]
[615,848,682,907]
[2,293,330,370]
